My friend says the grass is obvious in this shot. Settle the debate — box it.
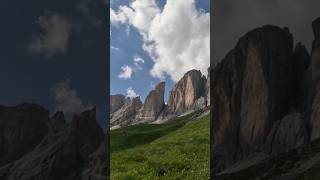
[110,112,210,180]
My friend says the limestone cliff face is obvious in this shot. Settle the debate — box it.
[110,94,125,114]
[167,69,207,114]
[138,82,165,121]
[110,97,142,127]
[212,25,295,172]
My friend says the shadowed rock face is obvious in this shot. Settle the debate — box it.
[290,43,311,112]
[310,17,320,141]
[206,67,211,106]
[265,113,308,154]
[311,17,320,82]
[167,69,207,114]
[0,108,105,180]
[138,82,165,121]
[0,103,49,167]
[212,25,294,172]
[110,94,125,114]
[212,18,320,177]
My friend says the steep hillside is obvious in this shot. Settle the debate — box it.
[110,111,210,179]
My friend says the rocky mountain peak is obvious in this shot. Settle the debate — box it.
[138,82,165,121]
[110,96,142,127]
[167,69,207,114]
[212,25,294,172]
[0,103,49,167]
[110,94,125,114]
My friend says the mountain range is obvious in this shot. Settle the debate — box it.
[212,16,320,179]
[110,69,211,128]
[0,103,106,180]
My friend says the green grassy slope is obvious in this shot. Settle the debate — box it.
[110,113,210,180]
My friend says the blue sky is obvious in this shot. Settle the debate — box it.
[0,0,108,127]
[110,0,210,102]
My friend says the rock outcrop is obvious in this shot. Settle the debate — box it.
[110,96,142,127]
[0,103,49,167]
[167,69,207,114]
[138,82,165,121]
[265,113,308,154]
[212,25,294,172]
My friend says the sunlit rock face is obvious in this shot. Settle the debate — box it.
[110,96,142,127]
[138,82,165,121]
[167,69,207,114]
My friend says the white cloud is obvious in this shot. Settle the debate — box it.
[133,55,145,63]
[118,65,134,79]
[111,46,120,51]
[28,11,72,57]
[133,55,145,70]
[126,87,139,98]
[110,0,210,82]
[51,79,92,115]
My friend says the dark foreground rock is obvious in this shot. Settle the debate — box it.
[212,16,320,179]
[212,25,294,172]
[0,103,49,167]
[0,105,106,180]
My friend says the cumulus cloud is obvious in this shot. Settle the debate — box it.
[118,65,134,79]
[110,0,210,82]
[133,55,145,70]
[51,79,92,115]
[28,12,72,57]
[118,55,145,79]
[126,87,139,98]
